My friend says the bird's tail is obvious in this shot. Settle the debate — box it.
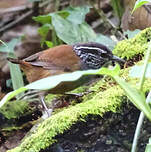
[7,57,24,64]
[112,55,125,63]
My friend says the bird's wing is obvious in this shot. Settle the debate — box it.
[23,45,80,72]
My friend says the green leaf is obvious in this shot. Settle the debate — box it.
[33,14,52,24]
[45,41,53,48]
[79,23,97,42]
[0,65,120,108]
[51,14,96,44]
[8,62,24,91]
[132,0,151,13]
[0,87,27,109]
[26,65,119,90]
[38,24,52,46]
[114,76,151,121]
[95,34,116,50]
[66,6,90,24]
[33,11,69,25]
[0,38,20,53]
[0,39,24,92]
[34,6,94,44]
[56,11,70,19]
[129,63,151,78]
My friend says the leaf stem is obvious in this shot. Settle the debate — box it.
[131,42,151,152]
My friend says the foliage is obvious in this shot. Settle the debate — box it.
[95,34,116,50]
[33,6,116,49]
[0,39,24,94]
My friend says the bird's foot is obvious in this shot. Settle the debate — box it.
[42,108,53,119]
[40,95,53,119]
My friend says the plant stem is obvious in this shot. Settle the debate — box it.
[131,42,151,152]
[88,0,125,39]
[138,45,151,90]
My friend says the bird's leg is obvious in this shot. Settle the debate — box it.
[39,93,53,118]
[17,90,52,118]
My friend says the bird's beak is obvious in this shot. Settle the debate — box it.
[112,55,125,63]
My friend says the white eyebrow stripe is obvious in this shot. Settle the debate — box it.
[74,46,106,53]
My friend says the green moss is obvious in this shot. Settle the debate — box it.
[8,85,123,152]
[113,27,151,59]
[0,100,30,119]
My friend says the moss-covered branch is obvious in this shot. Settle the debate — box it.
[8,85,124,152]
[113,27,151,59]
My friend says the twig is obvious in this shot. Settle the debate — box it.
[39,0,51,8]
[0,0,68,33]
[88,0,125,39]
[0,10,33,33]
[0,6,30,14]
[0,1,40,33]
[55,0,60,11]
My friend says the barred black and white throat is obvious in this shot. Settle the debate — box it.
[72,42,124,70]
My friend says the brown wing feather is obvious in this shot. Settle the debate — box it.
[23,45,81,72]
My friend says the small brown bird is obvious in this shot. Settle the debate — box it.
[7,42,124,116]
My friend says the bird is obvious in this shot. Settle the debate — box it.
[7,42,124,117]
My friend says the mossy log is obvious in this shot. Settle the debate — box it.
[7,27,151,152]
